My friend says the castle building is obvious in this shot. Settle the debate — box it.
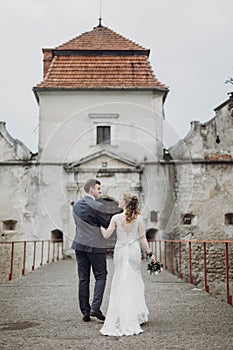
[0,22,168,255]
[0,22,232,283]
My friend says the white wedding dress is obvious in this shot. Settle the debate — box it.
[100,214,149,336]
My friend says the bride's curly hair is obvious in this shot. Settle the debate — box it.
[123,193,141,223]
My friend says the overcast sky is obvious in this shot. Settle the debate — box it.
[0,0,232,152]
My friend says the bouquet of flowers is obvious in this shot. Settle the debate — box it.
[147,260,164,275]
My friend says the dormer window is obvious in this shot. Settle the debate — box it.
[97,126,111,145]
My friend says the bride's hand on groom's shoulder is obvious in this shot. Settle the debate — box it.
[100,218,115,239]
[100,225,109,239]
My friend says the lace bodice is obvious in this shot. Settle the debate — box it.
[113,213,144,246]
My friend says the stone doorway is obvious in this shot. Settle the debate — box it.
[97,197,122,256]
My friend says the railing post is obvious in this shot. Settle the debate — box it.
[170,242,175,274]
[47,240,50,263]
[62,240,64,258]
[57,241,59,261]
[164,241,167,269]
[32,241,36,271]
[188,241,193,284]
[22,241,26,276]
[225,242,232,305]
[9,242,14,281]
[52,241,55,262]
[40,241,44,266]
[203,242,209,293]
[178,241,183,279]
[1,239,64,282]
[159,240,161,262]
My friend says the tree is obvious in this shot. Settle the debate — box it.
[225,77,233,85]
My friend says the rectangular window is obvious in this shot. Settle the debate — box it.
[225,213,233,225]
[97,126,111,144]
[150,211,158,223]
[2,219,17,231]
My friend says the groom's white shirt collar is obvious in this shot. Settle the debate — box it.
[85,194,95,200]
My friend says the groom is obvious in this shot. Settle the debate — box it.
[71,179,109,322]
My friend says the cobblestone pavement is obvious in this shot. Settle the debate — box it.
[0,258,232,350]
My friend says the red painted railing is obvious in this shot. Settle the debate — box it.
[0,240,63,281]
[149,239,233,306]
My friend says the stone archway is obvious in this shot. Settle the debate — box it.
[145,228,158,259]
[146,228,158,241]
[97,197,122,255]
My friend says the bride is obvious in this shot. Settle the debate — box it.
[100,193,155,336]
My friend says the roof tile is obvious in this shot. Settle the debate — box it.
[55,25,147,51]
[35,25,168,91]
[36,56,167,89]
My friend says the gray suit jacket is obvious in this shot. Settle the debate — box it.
[71,196,109,253]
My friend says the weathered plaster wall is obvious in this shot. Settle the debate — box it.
[0,122,32,161]
[0,162,39,280]
[168,96,233,239]
[0,122,40,281]
[37,90,164,163]
[163,95,233,300]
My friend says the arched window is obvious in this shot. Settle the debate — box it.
[146,228,158,241]
[51,229,63,241]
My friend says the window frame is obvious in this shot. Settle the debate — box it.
[96,125,111,145]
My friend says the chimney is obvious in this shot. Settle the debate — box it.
[42,49,53,78]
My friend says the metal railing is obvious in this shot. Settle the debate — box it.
[149,239,233,306]
[0,240,64,281]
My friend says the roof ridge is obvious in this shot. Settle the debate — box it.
[92,25,147,50]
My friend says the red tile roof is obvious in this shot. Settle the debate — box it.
[55,25,147,51]
[35,25,168,91]
[36,55,166,89]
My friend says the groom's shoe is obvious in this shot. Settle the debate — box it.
[90,309,105,321]
[82,313,91,322]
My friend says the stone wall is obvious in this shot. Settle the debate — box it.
[161,93,233,301]
[169,241,233,302]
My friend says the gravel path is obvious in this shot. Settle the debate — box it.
[0,258,232,350]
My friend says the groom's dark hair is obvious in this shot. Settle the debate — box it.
[84,179,101,193]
